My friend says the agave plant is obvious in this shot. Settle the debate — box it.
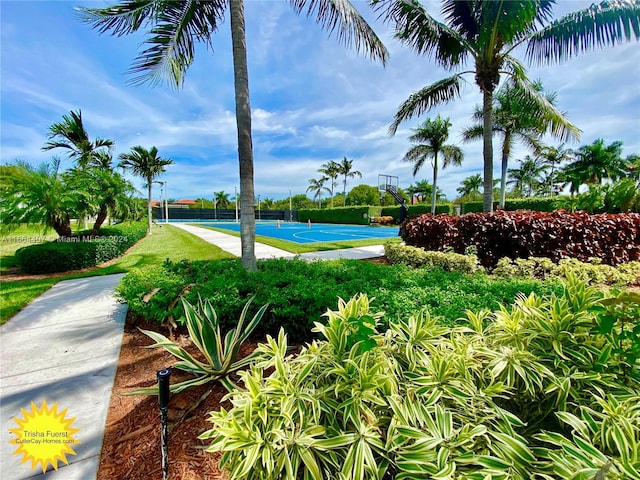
[130,295,268,395]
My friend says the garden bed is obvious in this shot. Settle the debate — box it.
[96,314,246,479]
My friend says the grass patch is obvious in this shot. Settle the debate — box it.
[0,224,234,325]
[195,224,402,254]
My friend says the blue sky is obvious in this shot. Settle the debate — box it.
[2,1,639,203]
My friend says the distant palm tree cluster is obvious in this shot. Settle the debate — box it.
[0,110,172,237]
[307,157,363,208]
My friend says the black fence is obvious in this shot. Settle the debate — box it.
[153,207,298,222]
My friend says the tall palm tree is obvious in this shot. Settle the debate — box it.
[42,110,113,168]
[318,160,340,207]
[562,139,627,187]
[78,1,387,271]
[507,155,549,197]
[307,177,331,208]
[403,116,462,214]
[462,79,580,207]
[118,146,174,234]
[382,0,639,212]
[456,173,483,198]
[336,157,362,206]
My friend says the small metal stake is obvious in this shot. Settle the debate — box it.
[157,368,172,480]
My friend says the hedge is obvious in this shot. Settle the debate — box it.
[400,210,640,268]
[298,206,382,224]
[461,197,565,214]
[15,221,148,274]
[382,204,452,222]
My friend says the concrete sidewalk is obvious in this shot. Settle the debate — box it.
[1,274,127,479]
[171,223,385,260]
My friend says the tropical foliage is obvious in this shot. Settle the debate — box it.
[0,160,84,237]
[383,0,640,212]
[130,295,268,395]
[203,284,640,479]
[337,157,362,205]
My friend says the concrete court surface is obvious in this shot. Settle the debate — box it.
[1,274,126,479]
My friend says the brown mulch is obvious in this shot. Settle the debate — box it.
[96,315,247,480]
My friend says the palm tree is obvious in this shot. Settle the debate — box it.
[562,139,627,188]
[307,177,331,208]
[336,157,362,206]
[214,191,231,209]
[0,159,85,237]
[118,146,174,234]
[456,173,483,198]
[507,155,549,197]
[42,110,113,168]
[462,79,580,207]
[318,160,340,207]
[78,1,387,272]
[383,0,639,212]
[414,179,444,204]
[403,116,462,214]
[536,143,574,196]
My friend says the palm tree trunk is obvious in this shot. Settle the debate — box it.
[482,89,494,213]
[52,215,72,237]
[230,0,256,271]
[147,181,153,234]
[431,154,438,214]
[500,133,511,209]
[91,203,109,236]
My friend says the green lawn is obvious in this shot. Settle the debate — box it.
[0,224,234,325]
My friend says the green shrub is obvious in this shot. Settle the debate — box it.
[382,204,452,221]
[492,256,640,287]
[117,258,561,341]
[15,221,147,273]
[202,280,640,479]
[384,242,481,274]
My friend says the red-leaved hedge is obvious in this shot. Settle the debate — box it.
[400,210,640,268]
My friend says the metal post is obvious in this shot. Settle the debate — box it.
[235,186,239,223]
[258,195,261,221]
[289,190,292,222]
[157,368,172,480]
[164,181,169,224]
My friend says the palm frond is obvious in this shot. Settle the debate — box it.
[511,76,582,142]
[79,0,226,87]
[460,124,484,143]
[389,75,463,135]
[76,0,158,36]
[129,1,223,87]
[290,0,388,65]
[377,0,468,66]
[403,145,431,177]
[526,0,640,66]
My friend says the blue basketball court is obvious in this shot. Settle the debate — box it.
[193,221,399,244]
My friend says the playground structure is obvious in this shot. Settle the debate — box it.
[378,174,408,223]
